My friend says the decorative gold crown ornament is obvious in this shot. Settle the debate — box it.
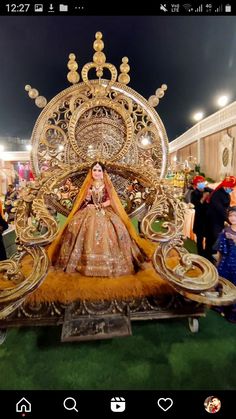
[25,84,47,108]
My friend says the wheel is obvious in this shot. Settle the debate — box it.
[188,317,199,333]
[0,328,7,345]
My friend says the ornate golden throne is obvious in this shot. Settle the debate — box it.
[0,32,235,343]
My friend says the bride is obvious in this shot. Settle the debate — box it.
[48,162,155,277]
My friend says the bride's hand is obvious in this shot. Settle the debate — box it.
[87,204,95,208]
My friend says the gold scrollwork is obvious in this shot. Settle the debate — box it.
[141,184,185,242]
[15,197,58,246]
[152,238,218,292]
[183,277,236,306]
[0,246,49,318]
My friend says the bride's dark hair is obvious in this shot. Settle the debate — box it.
[91,161,106,172]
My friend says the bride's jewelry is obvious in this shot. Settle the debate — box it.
[91,181,105,214]
[93,179,104,190]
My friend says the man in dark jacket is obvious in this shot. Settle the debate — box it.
[191,175,212,256]
[205,176,236,262]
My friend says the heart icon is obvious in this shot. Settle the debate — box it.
[157,397,173,412]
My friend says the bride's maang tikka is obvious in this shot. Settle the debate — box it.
[94,162,102,169]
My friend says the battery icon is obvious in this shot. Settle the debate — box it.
[225,4,231,12]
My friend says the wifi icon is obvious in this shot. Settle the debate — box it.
[183,3,193,11]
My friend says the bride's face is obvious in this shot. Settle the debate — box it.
[92,164,104,180]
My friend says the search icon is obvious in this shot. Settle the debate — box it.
[63,397,78,413]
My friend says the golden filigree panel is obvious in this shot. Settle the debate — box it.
[31,81,168,179]
[68,100,133,161]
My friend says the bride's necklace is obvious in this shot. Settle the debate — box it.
[92,180,104,191]
[91,180,104,205]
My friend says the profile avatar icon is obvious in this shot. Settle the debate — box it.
[204,396,221,414]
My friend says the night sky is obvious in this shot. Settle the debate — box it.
[0,15,236,143]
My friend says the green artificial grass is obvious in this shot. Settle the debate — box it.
[1,309,236,390]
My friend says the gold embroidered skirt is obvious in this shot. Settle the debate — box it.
[55,206,141,276]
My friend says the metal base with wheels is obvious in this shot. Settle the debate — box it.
[0,295,206,342]
[188,317,199,333]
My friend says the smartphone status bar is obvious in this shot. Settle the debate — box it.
[0,2,235,16]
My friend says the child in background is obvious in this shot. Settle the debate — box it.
[216,206,236,322]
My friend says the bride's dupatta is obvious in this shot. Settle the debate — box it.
[47,171,93,263]
[104,172,156,258]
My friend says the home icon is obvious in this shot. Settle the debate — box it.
[16,397,31,413]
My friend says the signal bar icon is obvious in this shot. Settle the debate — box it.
[195,4,203,12]
[215,4,223,12]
